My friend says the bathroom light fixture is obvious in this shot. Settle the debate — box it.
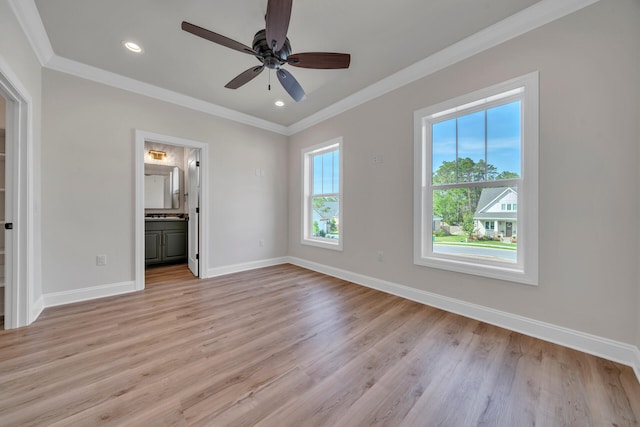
[274,100,285,107]
[148,150,167,161]
[123,41,143,53]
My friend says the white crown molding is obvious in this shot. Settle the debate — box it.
[286,0,601,135]
[287,257,640,383]
[45,55,289,135]
[11,0,600,136]
[7,0,54,66]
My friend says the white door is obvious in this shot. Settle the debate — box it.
[187,149,200,276]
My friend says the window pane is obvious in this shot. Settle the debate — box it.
[457,110,486,183]
[432,119,457,184]
[332,150,340,193]
[487,100,521,180]
[432,185,517,263]
[312,155,323,194]
[322,152,334,193]
[311,196,340,239]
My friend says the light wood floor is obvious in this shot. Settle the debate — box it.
[0,264,638,426]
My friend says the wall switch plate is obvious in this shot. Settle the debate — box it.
[96,255,107,266]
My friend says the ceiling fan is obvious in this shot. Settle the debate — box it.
[181,0,351,102]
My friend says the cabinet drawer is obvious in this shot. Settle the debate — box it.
[145,220,187,232]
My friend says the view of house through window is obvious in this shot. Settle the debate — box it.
[415,72,538,285]
[302,138,342,250]
[431,98,521,263]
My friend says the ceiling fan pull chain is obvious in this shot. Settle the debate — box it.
[268,69,271,91]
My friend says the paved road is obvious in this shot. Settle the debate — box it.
[433,244,517,262]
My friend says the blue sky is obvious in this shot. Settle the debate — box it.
[432,100,521,178]
[313,150,339,194]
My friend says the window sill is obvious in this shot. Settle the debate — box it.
[414,255,537,286]
[302,238,343,251]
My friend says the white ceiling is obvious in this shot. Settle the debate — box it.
[26,0,582,131]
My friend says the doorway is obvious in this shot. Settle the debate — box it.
[0,96,5,323]
[135,131,209,291]
[0,62,36,329]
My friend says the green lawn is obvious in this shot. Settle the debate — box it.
[434,235,516,250]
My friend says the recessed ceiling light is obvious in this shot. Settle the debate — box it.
[275,100,285,107]
[123,41,143,53]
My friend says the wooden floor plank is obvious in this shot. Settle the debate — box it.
[0,263,637,426]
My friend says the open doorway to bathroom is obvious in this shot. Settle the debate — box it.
[135,130,209,291]
[143,141,197,283]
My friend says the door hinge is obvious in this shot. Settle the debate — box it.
[195,207,200,214]
[4,223,13,230]
[196,254,199,260]
[196,161,200,167]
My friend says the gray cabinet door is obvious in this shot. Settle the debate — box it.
[145,230,163,264]
[145,221,188,266]
[164,229,187,262]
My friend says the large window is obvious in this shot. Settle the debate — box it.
[302,138,343,250]
[414,73,538,284]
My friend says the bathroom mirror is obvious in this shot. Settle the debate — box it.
[144,164,181,209]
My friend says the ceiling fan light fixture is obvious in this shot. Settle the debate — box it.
[123,41,143,53]
[181,0,350,102]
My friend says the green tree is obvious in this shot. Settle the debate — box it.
[313,221,320,236]
[432,158,518,225]
[462,215,476,240]
[496,171,519,180]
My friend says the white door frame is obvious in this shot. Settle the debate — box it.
[135,130,209,290]
[0,56,37,329]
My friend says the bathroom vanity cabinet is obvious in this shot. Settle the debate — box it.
[145,220,188,266]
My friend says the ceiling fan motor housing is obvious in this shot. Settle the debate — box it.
[253,29,291,69]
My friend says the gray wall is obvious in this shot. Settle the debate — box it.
[41,69,288,294]
[289,0,640,345]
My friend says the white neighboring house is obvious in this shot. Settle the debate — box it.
[312,200,339,238]
[474,187,517,239]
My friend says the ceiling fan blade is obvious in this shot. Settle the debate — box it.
[225,66,265,89]
[182,21,257,56]
[265,0,292,52]
[277,69,306,102]
[287,52,351,69]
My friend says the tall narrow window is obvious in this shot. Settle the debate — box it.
[302,138,343,250]
[414,73,538,285]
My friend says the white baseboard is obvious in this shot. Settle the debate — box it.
[32,257,640,383]
[287,256,640,383]
[30,295,44,323]
[43,281,137,308]
[39,257,290,310]
[207,257,289,278]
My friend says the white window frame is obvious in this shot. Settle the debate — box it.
[413,72,538,285]
[302,138,343,251]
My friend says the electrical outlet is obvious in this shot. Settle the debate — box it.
[373,155,384,164]
[96,255,107,266]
